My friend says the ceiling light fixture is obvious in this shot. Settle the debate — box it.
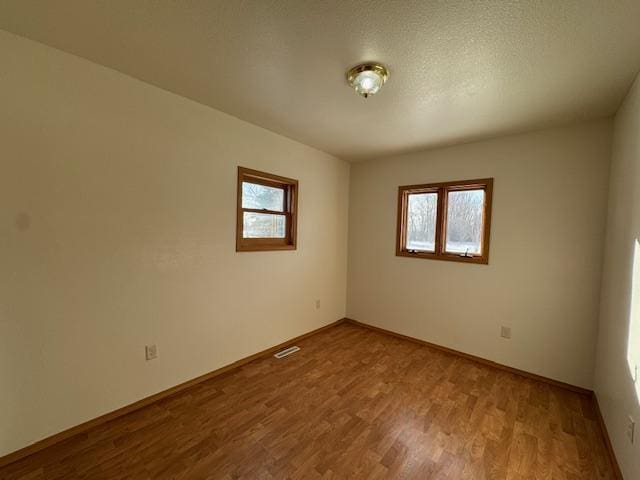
[346,63,389,98]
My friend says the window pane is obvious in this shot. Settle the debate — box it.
[406,192,438,251]
[243,212,286,238]
[445,189,485,255]
[242,182,284,211]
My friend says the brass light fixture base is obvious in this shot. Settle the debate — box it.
[346,63,389,98]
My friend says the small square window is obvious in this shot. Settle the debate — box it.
[237,167,298,252]
[397,178,493,264]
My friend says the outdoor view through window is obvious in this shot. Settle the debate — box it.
[242,182,286,238]
[397,179,493,264]
[406,192,437,252]
[445,189,485,255]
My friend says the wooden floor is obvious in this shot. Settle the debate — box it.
[1,323,615,479]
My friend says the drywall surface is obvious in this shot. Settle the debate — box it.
[594,73,640,479]
[0,30,349,456]
[2,1,639,159]
[347,121,612,389]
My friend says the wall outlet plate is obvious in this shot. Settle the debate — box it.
[145,344,158,361]
[500,326,512,339]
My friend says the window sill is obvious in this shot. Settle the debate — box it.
[396,250,488,264]
[236,243,296,252]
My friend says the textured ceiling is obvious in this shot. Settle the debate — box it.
[1,1,639,161]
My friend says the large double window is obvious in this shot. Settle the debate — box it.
[236,167,298,252]
[396,178,493,264]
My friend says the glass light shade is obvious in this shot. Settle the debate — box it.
[347,63,389,98]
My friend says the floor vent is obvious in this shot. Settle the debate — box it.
[274,346,300,359]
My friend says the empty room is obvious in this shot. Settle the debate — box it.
[2,1,640,479]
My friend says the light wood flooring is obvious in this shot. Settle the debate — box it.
[0,323,616,479]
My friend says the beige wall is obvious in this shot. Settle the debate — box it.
[594,73,640,479]
[347,121,612,389]
[0,30,349,457]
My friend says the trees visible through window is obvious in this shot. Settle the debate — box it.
[406,192,437,252]
[445,189,485,255]
[237,167,298,251]
[397,179,493,264]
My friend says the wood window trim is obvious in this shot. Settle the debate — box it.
[236,166,298,252]
[396,178,493,264]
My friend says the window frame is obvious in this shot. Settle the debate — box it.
[396,178,493,264]
[236,166,298,252]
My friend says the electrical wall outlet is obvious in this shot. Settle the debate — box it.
[145,344,158,361]
[500,326,511,339]
[628,416,635,444]
[315,299,321,310]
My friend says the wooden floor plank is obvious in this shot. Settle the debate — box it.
[0,323,616,479]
